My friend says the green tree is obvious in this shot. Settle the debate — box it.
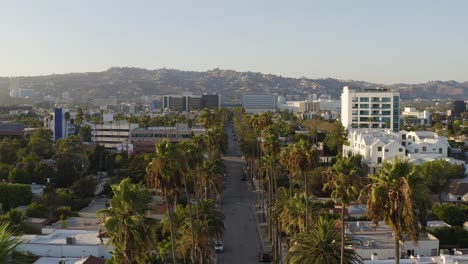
[432,204,468,226]
[146,140,183,264]
[8,167,31,184]
[286,216,363,264]
[27,128,53,158]
[361,159,421,264]
[323,157,363,264]
[97,178,156,264]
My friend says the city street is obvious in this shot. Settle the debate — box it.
[217,123,263,264]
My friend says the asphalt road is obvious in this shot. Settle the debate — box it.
[217,123,263,264]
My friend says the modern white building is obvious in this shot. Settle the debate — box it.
[341,86,400,132]
[44,108,76,141]
[401,108,432,127]
[16,229,112,259]
[347,221,439,261]
[90,120,138,149]
[243,94,277,113]
[344,129,452,173]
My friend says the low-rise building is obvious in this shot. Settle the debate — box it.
[441,178,468,203]
[16,229,112,259]
[130,124,205,154]
[90,120,139,149]
[344,129,452,173]
[347,221,439,261]
[401,107,432,126]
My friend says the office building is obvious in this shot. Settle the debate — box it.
[401,107,432,126]
[90,120,138,149]
[341,87,400,132]
[162,94,220,112]
[131,124,205,154]
[452,100,466,118]
[44,108,76,141]
[243,94,277,113]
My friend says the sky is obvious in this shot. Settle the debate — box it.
[1,0,467,84]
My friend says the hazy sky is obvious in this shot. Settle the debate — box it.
[1,0,467,83]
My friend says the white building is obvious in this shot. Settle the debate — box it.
[16,229,112,259]
[44,108,76,141]
[243,94,277,113]
[401,108,432,126]
[341,86,400,132]
[347,221,439,261]
[344,129,451,173]
[90,120,138,149]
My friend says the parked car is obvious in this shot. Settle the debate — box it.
[214,241,224,253]
[258,252,271,262]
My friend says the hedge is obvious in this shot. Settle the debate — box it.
[0,183,33,211]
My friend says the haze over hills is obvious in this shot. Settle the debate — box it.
[0,67,467,104]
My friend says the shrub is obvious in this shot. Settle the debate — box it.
[0,184,33,211]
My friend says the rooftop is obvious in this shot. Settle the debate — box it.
[23,230,108,246]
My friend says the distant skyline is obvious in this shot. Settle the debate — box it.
[1,0,467,84]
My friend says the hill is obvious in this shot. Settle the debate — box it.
[0,67,467,104]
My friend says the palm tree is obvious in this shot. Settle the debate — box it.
[323,157,363,264]
[286,216,363,264]
[280,140,318,232]
[361,158,420,264]
[0,222,29,264]
[199,159,224,200]
[177,219,215,264]
[195,199,225,240]
[97,178,155,264]
[147,140,183,263]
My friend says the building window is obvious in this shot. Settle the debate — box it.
[385,149,389,152]
[360,104,369,109]
[360,97,369,102]
[402,134,406,140]
[352,97,358,102]
[422,146,426,152]
[408,135,412,139]
[415,149,418,153]
[399,148,403,152]
[439,148,442,154]
[377,157,382,164]
[377,147,382,152]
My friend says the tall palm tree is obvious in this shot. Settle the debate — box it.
[286,216,363,264]
[280,140,318,232]
[323,157,363,264]
[199,159,224,200]
[195,199,225,240]
[179,141,204,263]
[361,158,420,264]
[177,219,215,264]
[147,140,183,264]
[97,178,155,264]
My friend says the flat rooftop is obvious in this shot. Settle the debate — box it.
[346,221,437,249]
[24,230,108,246]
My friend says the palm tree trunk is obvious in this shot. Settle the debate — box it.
[304,173,309,233]
[394,234,400,264]
[184,177,196,264]
[340,204,345,264]
[165,194,177,264]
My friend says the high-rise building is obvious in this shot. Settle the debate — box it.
[452,101,466,118]
[202,94,221,109]
[341,86,400,132]
[162,94,220,112]
[243,94,277,113]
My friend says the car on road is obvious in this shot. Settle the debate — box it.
[241,173,247,181]
[214,241,224,253]
[236,151,241,156]
[258,252,271,262]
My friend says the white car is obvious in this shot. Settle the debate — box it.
[214,241,224,253]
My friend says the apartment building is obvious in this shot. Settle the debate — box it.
[243,94,277,113]
[402,107,432,126]
[343,129,451,173]
[341,86,400,132]
[90,120,139,149]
